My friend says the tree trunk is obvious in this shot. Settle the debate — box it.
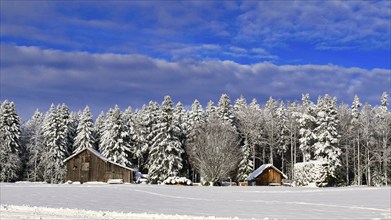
[270,118,274,164]
[293,132,297,171]
[357,131,361,185]
[345,144,349,185]
[290,131,294,179]
[253,144,256,171]
[353,138,356,185]
[367,148,371,186]
[384,135,388,186]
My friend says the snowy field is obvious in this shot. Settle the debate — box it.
[1,183,390,220]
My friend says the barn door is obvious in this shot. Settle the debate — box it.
[81,154,90,183]
[81,162,89,183]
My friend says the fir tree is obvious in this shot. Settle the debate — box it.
[57,104,72,157]
[100,105,132,167]
[94,111,105,149]
[206,100,216,118]
[297,94,316,162]
[41,104,67,183]
[276,101,289,173]
[148,96,184,183]
[142,101,160,171]
[0,100,22,182]
[73,106,96,152]
[122,106,137,164]
[313,95,341,177]
[217,94,235,126]
[380,92,388,112]
[132,108,147,170]
[188,100,205,131]
[174,102,189,175]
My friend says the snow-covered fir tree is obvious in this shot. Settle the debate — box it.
[276,101,289,173]
[141,101,160,171]
[188,100,205,132]
[132,108,148,169]
[174,102,188,144]
[174,102,189,175]
[148,96,184,183]
[380,92,388,112]
[313,95,341,177]
[233,96,247,117]
[67,112,79,153]
[73,106,96,152]
[296,94,316,162]
[0,100,22,182]
[351,95,362,122]
[57,104,73,156]
[187,100,205,137]
[217,94,235,127]
[100,105,132,167]
[41,104,68,183]
[206,100,216,118]
[122,106,137,164]
[94,111,105,148]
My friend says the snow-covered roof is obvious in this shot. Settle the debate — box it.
[63,148,134,171]
[247,164,288,181]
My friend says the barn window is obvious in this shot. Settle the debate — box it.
[82,162,89,171]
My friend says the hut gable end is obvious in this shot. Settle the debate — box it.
[247,164,287,186]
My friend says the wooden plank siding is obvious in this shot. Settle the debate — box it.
[65,148,133,183]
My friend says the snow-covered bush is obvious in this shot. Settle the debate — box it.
[294,160,329,187]
[163,177,192,186]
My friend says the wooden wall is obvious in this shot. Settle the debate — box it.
[255,168,282,186]
[66,150,133,183]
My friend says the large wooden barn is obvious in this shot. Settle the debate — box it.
[64,148,134,183]
[247,164,287,186]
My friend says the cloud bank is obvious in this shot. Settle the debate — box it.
[1,44,389,119]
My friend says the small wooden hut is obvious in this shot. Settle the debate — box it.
[64,148,134,183]
[247,164,287,186]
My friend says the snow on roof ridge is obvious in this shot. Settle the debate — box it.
[247,164,287,181]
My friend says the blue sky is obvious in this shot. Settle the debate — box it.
[1,0,390,120]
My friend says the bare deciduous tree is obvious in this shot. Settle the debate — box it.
[187,115,241,185]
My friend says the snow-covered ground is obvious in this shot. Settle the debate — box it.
[1,183,390,219]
